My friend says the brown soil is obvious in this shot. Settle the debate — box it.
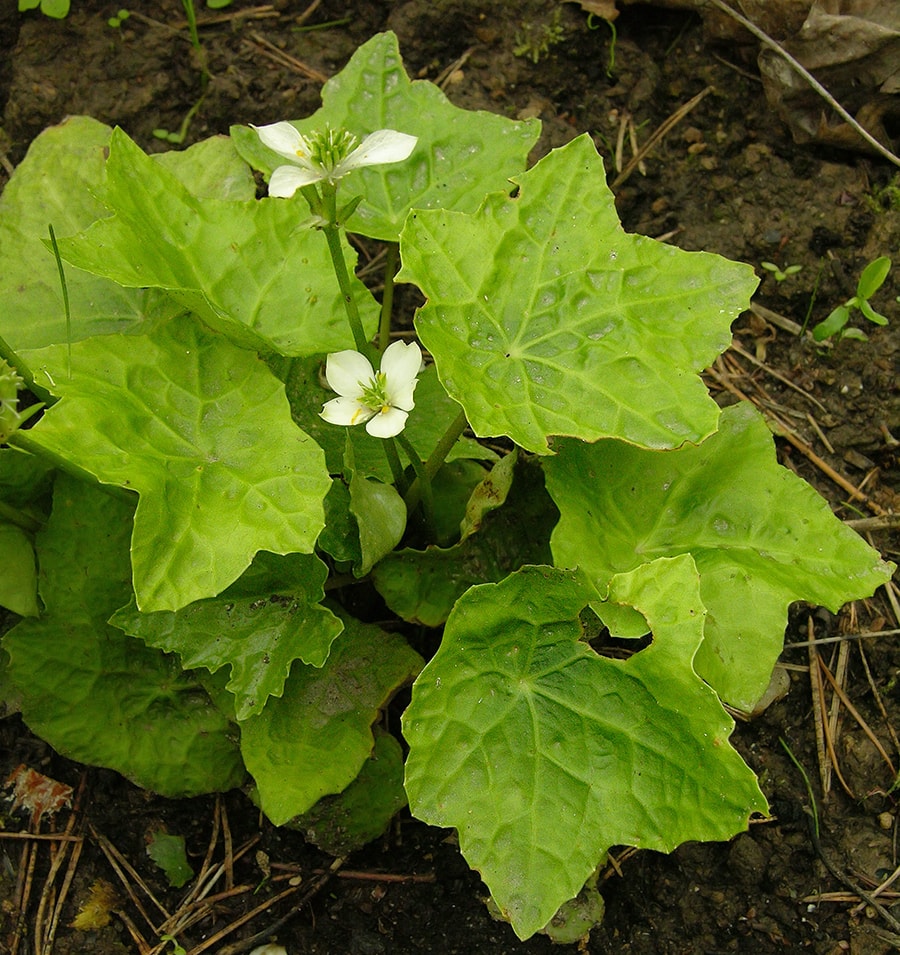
[1,2,899,954]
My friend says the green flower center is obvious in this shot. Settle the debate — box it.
[299,126,358,172]
[358,372,390,413]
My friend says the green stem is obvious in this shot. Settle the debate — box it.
[396,433,435,537]
[0,331,54,407]
[378,242,400,354]
[0,500,42,534]
[322,221,369,354]
[404,408,469,511]
[383,436,408,494]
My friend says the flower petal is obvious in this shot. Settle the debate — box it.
[387,378,418,412]
[365,407,409,438]
[338,130,418,174]
[325,350,375,398]
[253,122,307,162]
[380,340,422,387]
[268,165,322,197]
[321,396,375,427]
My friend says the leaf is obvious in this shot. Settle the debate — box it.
[372,457,557,627]
[813,305,850,341]
[0,116,182,352]
[2,476,245,797]
[4,764,72,828]
[146,830,194,888]
[0,524,39,617]
[856,255,891,299]
[348,472,406,576]
[19,315,330,611]
[240,612,422,826]
[544,402,895,709]
[110,553,342,721]
[317,479,361,564]
[459,450,517,542]
[292,731,407,856]
[403,560,766,940]
[399,134,758,454]
[232,31,540,241]
[53,128,378,358]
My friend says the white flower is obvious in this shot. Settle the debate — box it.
[253,122,417,197]
[321,340,422,439]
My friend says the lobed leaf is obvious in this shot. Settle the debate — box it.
[2,476,244,797]
[400,134,758,453]
[54,128,378,357]
[292,731,407,856]
[544,402,895,709]
[0,119,256,356]
[0,117,182,352]
[240,612,422,825]
[19,316,331,611]
[403,560,766,940]
[111,553,342,720]
[233,31,540,241]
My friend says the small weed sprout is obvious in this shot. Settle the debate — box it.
[107,8,130,29]
[514,8,565,64]
[760,261,802,283]
[813,256,892,342]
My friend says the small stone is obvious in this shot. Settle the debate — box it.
[877,811,894,830]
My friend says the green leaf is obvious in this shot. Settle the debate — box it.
[0,117,182,353]
[459,450,517,542]
[240,612,422,825]
[856,256,891,299]
[349,472,406,576]
[54,128,378,357]
[372,457,557,626]
[292,731,407,856]
[0,448,53,618]
[3,476,244,797]
[813,305,850,341]
[232,32,540,241]
[858,298,889,326]
[544,402,895,710]
[146,830,194,888]
[19,316,330,611]
[110,553,342,720]
[400,135,758,454]
[0,524,38,617]
[317,479,362,564]
[403,560,766,940]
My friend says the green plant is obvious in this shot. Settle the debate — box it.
[0,32,892,943]
[813,255,893,342]
[514,8,565,64]
[107,7,130,29]
[760,260,803,282]
[866,173,900,213]
[17,0,69,17]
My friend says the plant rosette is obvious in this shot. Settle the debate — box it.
[0,31,893,944]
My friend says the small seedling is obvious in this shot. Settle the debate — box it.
[813,256,892,342]
[514,8,565,64]
[760,261,802,283]
[107,8,130,28]
[17,0,69,17]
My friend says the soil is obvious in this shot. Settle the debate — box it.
[1,2,899,954]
